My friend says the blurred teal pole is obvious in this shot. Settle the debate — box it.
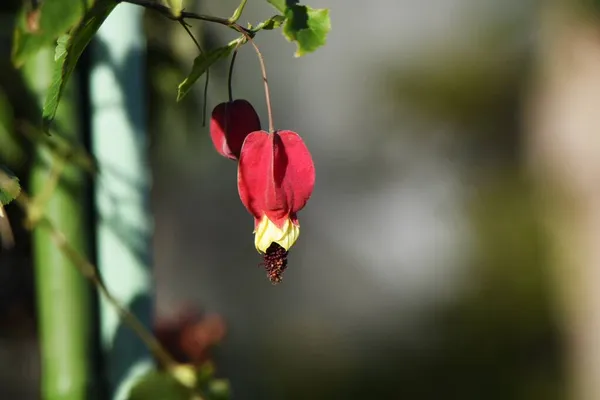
[89,4,154,399]
[25,49,93,399]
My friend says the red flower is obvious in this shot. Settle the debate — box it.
[237,130,315,283]
[210,99,261,160]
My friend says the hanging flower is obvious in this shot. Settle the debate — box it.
[237,130,315,283]
[210,99,261,160]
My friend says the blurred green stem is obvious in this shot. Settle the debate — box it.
[24,49,92,399]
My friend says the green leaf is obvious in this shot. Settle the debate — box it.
[282,5,330,57]
[266,1,330,56]
[229,0,248,23]
[127,370,193,400]
[0,168,21,206]
[42,0,116,131]
[54,34,69,61]
[266,0,295,13]
[177,39,240,102]
[11,0,92,67]
[254,15,286,31]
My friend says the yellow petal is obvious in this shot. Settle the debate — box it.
[254,215,300,253]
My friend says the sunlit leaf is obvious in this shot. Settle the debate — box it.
[254,15,286,31]
[42,0,117,130]
[266,0,294,13]
[11,0,92,67]
[54,34,69,61]
[266,1,330,56]
[229,0,248,23]
[282,5,330,57]
[177,39,240,102]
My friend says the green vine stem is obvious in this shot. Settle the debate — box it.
[23,48,93,400]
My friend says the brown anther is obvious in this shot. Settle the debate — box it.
[261,243,288,284]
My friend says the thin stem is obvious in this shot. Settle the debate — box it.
[202,63,210,126]
[237,32,274,132]
[36,208,176,369]
[92,267,176,370]
[119,0,253,35]
[179,20,203,53]
[228,49,239,102]
[36,211,175,367]
[202,67,210,125]
[179,21,210,126]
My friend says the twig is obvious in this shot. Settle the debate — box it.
[119,0,253,36]
[179,20,203,53]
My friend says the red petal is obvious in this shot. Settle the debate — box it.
[237,130,315,227]
[210,99,261,160]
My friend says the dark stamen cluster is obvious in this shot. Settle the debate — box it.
[261,243,288,284]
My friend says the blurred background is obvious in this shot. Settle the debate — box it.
[4,0,600,398]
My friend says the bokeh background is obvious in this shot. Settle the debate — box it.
[4,0,600,398]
